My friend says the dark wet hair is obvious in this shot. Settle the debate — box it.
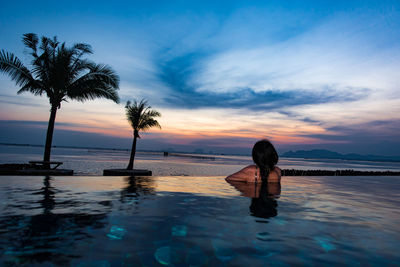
[252,139,279,182]
[249,198,278,219]
[249,182,278,218]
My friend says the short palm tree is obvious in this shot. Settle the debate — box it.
[0,33,119,167]
[125,99,161,170]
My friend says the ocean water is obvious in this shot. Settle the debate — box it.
[1,144,400,175]
[0,175,399,266]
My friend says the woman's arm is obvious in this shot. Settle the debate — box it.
[226,165,256,182]
[226,165,281,183]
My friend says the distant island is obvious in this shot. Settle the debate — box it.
[282,149,400,162]
[0,142,237,157]
[2,142,400,162]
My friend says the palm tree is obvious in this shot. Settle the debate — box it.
[0,33,119,168]
[125,99,161,170]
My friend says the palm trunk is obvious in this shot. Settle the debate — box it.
[43,106,57,169]
[127,130,138,170]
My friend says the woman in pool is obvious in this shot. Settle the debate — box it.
[226,139,281,218]
[226,139,281,184]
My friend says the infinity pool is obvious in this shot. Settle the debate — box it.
[0,175,399,266]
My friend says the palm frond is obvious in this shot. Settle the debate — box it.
[39,36,58,61]
[31,37,56,84]
[17,80,44,96]
[0,50,35,88]
[125,99,161,133]
[3,33,120,107]
[49,36,59,49]
[68,65,118,96]
[72,43,93,56]
[68,84,119,103]
[39,36,50,51]
[146,110,161,118]
[86,63,120,88]
[68,59,91,83]
[139,117,161,131]
[70,44,93,71]
[67,65,120,103]
[22,33,38,58]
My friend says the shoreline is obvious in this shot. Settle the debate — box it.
[2,142,400,163]
[1,164,399,176]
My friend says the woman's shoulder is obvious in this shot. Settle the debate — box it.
[226,165,281,183]
[273,166,281,176]
[268,166,281,183]
[242,164,257,173]
[225,165,256,182]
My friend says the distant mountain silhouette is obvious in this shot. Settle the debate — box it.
[281,149,400,162]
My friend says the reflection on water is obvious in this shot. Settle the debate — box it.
[40,176,55,214]
[120,176,156,201]
[226,180,281,219]
[0,176,109,265]
[0,175,399,265]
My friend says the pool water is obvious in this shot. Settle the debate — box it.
[0,175,399,266]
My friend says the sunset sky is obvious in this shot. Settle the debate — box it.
[1,0,400,155]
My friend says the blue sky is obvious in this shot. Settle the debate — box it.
[1,0,400,155]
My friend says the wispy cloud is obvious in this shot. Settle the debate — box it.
[1,1,400,155]
[193,12,400,96]
[137,8,399,117]
[0,93,47,108]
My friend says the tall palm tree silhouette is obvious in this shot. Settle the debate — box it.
[125,99,161,170]
[0,33,119,167]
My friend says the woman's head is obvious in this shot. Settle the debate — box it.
[252,139,279,173]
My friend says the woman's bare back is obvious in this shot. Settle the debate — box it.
[226,165,281,183]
